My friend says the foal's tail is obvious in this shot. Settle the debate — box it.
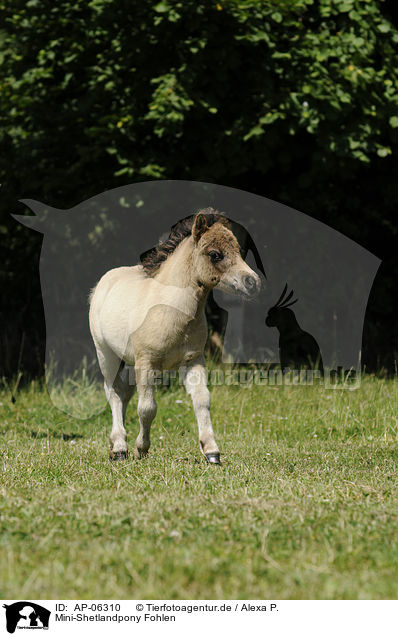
[88,284,97,306]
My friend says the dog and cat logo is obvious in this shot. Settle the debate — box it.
[2,603,50,633]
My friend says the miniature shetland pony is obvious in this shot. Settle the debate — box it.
[89,210,261,464]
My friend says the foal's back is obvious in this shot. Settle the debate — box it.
[89,263,205,366]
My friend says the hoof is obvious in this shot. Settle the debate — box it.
[205,452,221,465]
[110,450,128,461]
[134,447,149,460]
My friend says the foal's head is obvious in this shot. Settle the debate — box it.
[191,213,261,298]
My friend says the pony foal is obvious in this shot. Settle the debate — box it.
[89,210,261,464]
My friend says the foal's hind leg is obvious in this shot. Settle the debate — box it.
[97,344,135,460]
[108,364,135,460]
[134,362,157,459]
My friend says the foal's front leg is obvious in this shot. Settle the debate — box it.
[183,358,220,464]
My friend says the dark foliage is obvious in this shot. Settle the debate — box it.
[0,0,397,378]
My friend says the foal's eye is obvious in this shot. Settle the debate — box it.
[208,250,224,263]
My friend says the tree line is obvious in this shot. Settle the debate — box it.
[0,0,397,378]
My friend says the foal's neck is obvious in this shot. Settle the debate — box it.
[154,236,208,309]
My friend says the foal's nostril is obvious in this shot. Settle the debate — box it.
[244,275,257,292]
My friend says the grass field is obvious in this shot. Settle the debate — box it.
[0,373,397,599]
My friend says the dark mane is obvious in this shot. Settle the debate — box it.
[140,207,228,276]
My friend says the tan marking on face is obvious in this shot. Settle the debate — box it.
[200,224,241,271]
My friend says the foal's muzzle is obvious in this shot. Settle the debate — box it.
[244,275,258,294]
[243,273,261,298]
[217,270,261,298]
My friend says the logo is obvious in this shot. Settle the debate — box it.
[2,603,51,634]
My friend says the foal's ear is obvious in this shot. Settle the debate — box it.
[192,213,209,243]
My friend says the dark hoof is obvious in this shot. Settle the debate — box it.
[110,450,128,461]
[134,448,149,460]
[205,452,221,465]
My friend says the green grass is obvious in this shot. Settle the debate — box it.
[0,374,397,599]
